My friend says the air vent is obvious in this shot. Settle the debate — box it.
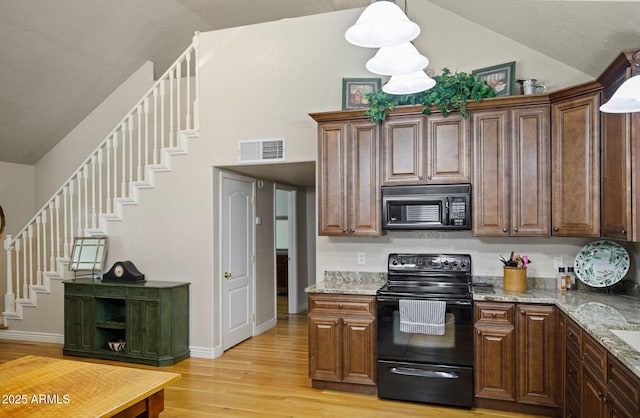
[238,138,285,163]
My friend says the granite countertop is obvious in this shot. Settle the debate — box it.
[306,271,640,379]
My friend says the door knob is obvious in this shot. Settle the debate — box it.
[224,272,232,278]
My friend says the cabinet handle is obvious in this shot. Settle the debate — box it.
[568,368,574,375]
[476,330,481,335]
[553,227,559,232]
[418,175,423,180]
[338,304,343,309]
[502,228,508,233]
[622,228,626,235]
[491,312,497,318]
[427,175,432,181]
[513,227,518,232]
[342,228,347,234]
[350,228,355,233]
[568,331,573,337]
[334,320,339,325]
[520,310,525,315]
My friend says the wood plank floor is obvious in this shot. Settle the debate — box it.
[0,298,545,417]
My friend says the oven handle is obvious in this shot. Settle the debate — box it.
[376,296,472,307]
[390,367,459,379]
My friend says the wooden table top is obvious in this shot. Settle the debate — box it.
[0,355,180,417]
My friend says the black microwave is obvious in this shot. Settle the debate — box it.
[381,184,471,230]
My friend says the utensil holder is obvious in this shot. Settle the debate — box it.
[503,267,527,292]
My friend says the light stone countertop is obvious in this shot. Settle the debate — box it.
[306,271,640,379]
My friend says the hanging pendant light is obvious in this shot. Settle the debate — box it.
[366,42,429,76]
[383,70,436,95]
[601,50,640,113]
[345,0,420,48]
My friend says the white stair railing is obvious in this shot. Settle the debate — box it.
[3,32,200,322]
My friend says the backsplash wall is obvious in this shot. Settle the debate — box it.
[316,232,640,286]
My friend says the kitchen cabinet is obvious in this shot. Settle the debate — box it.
[63,279,190,366]
[474,301,558,416]
[308,293,376,394]
[315,119,381,237]
[471,105,550,236]
[558,310,640,418]
[550,84,601,237]
[382,113,470,185]
[598,49,640,241]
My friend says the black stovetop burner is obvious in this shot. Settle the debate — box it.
[379,253,473,300]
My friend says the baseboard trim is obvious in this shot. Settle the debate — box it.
[0,330,64,344]
[189,345,222,359]
[255,317,276,336]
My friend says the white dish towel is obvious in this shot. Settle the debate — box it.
[399,299,446,335]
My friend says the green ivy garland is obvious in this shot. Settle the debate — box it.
[364,68,496,124]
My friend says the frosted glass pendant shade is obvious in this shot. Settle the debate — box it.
[366,42,429,76]
[345,1,420,48]
[383,71,436,95]
[600,75,640,113]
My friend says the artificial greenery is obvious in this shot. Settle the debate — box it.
[364,67,496,124]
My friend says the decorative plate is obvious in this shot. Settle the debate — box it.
[574,240,629,288]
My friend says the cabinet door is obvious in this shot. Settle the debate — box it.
[348,122,380,236]
[426,114,470,183]
[64,295,95,350]
[551,93,600,236]
[382,115,425,184]
[126,299,160,358]
[510,106,550,236]
[308,315,342,382]
[318,122,348,235]
[472,110,510,236]
[474,323,516,401]
[582,366,607,418]
[516,304,558,406]
[601,110,631,240]
[342,316,376,385]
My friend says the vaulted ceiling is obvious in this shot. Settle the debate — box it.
[2,0,639,167]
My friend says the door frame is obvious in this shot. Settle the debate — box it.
[274,184,298,314]
[218,170,256,349]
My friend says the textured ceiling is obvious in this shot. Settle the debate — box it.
[1,0,639,182]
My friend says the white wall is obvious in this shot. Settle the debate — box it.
[0,162,36,312]
[34,61,154,207]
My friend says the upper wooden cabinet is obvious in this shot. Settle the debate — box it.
[471,105,550,236]
[315,118,381,237]
[382,113,470,185]
[550,84,601,237]
[599,50,640,241]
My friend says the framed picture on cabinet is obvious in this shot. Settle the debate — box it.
[472,61,516,96]
[342,78,381,110]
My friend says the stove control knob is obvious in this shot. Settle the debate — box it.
[443,260,449,266]
[461,262,466,268]
[400,260,405,265]
[391,260,398,265]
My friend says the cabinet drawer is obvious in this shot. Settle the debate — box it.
[565,317,582,354]
[127,287,159,299]
[64,283,94,295]
[583,332,607,381]
[95,286,124,298]
[607,354,640,416]
[308,294,375,316]
[475,302,514,325]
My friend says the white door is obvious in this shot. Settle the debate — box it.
[221,174,255,350]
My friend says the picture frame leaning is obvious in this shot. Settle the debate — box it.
[342,78,381,110]
[472,61,516,97]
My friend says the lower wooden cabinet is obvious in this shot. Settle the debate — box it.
[308,293,376,394]
[474,302,558,416]
[559,310,640,418]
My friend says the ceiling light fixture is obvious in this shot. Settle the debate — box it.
[600,50,640,113]
[345,0,420,48]
[383,71,436,95]
[366,42,429,76]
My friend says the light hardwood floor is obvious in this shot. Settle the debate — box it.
[0,298,545,417]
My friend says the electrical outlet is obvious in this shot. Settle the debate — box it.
[357,252,366,265]
[553,256,564,270]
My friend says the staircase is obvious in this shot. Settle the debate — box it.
[2,33,201,327]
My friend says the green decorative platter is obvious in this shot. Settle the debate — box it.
[574,240,629,288]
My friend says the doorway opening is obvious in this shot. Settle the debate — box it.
[274,185,297,317]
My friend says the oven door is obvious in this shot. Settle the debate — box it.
[376,296,473,366]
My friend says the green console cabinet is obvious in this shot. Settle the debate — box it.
[63,278,190,366]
